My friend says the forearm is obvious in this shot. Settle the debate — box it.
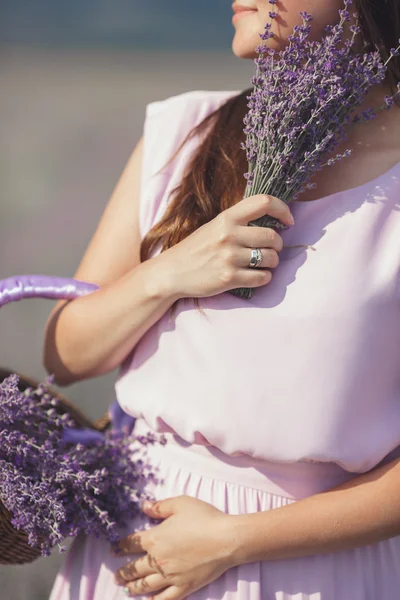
[43,255,180,386]
[229,456,400,565]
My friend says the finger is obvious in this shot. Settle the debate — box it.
[231,194,294,228]
[152,585,187,600]
[121,573,167,597]
[233,268,273,289]
[114,530,148,556]
[115,554,155,585]
[141,497,179,520]
[236,226,283,253]
[237,247,280,270]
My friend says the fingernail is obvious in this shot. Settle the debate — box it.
[288,214,295,225]
[114,573,125,585]
[142,500,152,509]
[123,587,131,597]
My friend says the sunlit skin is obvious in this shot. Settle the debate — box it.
[231,0,344,57]
[111,3,400,600]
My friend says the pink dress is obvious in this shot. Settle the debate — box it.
[50,90,400,600]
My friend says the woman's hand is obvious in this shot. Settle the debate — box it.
[113,496,238,600]
[154,194,294,299]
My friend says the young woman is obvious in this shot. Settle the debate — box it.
[44,1,400,599]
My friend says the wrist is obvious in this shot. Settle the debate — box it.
[219,514,255,569]
[225,513,262,567]
[142,253,183,304]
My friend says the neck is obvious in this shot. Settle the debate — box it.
[345,80,400,152]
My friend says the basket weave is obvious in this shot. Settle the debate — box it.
[0,367,111,565]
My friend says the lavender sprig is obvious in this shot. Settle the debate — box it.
[230,0,400,299]
[0,374,165,557]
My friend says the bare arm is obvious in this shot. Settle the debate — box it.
[229,456,400,565]
[43,137,179,387]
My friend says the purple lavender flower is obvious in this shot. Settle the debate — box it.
[0,374,166,557]
[230,0,399,299]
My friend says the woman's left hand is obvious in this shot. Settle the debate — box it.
[113,495,238,599]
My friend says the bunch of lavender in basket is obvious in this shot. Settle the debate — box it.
[230,0,400,299]
[0,373,165,557]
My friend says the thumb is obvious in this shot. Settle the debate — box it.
[141,497,177,519]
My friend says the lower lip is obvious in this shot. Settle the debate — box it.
[232,10,257,23]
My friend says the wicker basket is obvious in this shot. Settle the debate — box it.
[0,276,119,564]
[0,367,111,565]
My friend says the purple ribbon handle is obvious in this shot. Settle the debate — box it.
[108,398,136,435]
[0,275,99,307]
[61,400,136,445]
[61,427,105,445]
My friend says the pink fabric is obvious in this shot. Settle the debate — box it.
[116,89,400,474]
[49,90,400,599]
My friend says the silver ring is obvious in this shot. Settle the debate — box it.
[248,248,263,268]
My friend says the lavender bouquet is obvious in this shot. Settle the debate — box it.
[230,0,400,299]
[0,373,165,558]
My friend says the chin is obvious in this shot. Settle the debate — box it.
[231,35,259,60]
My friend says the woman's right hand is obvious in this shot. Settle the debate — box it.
[155,194,295,299]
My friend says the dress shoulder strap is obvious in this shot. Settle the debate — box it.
[138,90,241,240]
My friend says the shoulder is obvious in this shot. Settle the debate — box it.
[140,89,243,175]
[139,89,242,194]
[137,90,242,239]
[145,89,243,122]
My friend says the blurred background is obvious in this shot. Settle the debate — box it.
[0,1,253,598]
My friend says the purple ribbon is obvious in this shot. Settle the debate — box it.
[108,398,136,435]
[61,399,136,445]
[61,427,105,445]
[0,275,99,307]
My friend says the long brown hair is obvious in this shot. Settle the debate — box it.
[140,0,400,268]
